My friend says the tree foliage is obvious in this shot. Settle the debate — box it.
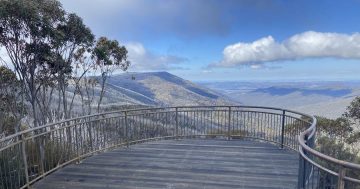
[312,97,360,163]
[317,136,359,163]
[0,0,67,126]
[0,66,25,136]
[92,37,130,112]
[0,0,129,128]
[315,116,353,141]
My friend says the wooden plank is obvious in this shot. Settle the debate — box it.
[33,139,299,189]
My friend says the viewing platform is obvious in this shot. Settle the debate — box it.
[1,106,360,189]
[33,139,299,189]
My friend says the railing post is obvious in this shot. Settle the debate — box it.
[297,135,308,189]
[125,111,129,148]
[227,107,231,140]
[20,133,30,188]
[281,110,286,149]
[175,107,179,139]
[297,155,306,189]
[75,119,80,164]
[337,166,346,189]
[88,117,93,151]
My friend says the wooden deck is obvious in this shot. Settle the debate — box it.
[33,139,299,189]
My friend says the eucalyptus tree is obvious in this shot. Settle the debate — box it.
[345,96,360,127]
[0,0,130,177]
[92,37,130,113]
[51,13,94,119]
[343,96,360,145]
[0,66,25,136]
[0,0,130,124]
[71,47,97,115]
[0,0,66,127]
[0,0,69,174]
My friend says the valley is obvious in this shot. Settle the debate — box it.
[199,80,360,119]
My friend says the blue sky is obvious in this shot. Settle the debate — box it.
[59,0,360,81]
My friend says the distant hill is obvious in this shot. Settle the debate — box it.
[103,72,233,107]
[199,81,360,119]
[252,87,352,97]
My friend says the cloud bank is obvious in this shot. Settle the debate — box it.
[216,31,360,67]
[59,0,286,40]
[59,0,232,39]
[126,42,188,71]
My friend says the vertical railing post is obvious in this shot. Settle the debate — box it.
[297,135,308,189]
[75,119,80,164]
[297,155,305,189]
[337,166,346,189]
[175,107,179,139]
[125,111,129,148]
[227,107,231,140]
[281,110,286,149]
[20,133,30,188]
[88,117,93,151]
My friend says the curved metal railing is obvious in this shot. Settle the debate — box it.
[0,106,358,189]
[299,115,360,189]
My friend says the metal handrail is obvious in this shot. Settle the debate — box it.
[0,105,310,143]
[0,105,359,189]
[299,125,360,170]
[299,129,360,170]
[298,113,360,188]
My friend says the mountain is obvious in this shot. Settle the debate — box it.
[102,72,233,107]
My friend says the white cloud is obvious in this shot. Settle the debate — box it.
[216,31,360,67]
[202,69,213,73]
[250,64,263,69]
[126,42,188,71]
